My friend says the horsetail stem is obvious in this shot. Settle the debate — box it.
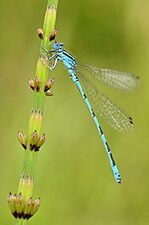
[8,1,59,224]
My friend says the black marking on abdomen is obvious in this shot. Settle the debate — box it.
[109,152,116,166]
[83,93,87,99]
[99,127,103,135]
[91,109,95,118]
[76,77,79,82]
[105,142,110,152]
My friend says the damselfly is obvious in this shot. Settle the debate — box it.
[41,42,139,184]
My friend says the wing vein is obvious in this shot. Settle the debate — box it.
[77,69,134,133]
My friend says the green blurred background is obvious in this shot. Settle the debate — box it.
[0,0,148,224]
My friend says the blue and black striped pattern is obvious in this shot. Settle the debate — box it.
[41,42,139,184]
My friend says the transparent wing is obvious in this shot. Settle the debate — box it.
[77,64,140,92]
[77,69,134,134]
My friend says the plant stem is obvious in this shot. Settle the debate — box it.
[19,0,58,200]
[8,0,59,224]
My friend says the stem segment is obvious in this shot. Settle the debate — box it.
[8,0,58,224]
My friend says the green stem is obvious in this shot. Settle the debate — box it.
[19,0,58,198]
[8,0,59,224]
[17,219,27,225]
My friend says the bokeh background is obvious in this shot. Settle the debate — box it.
[0,0,148,224]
